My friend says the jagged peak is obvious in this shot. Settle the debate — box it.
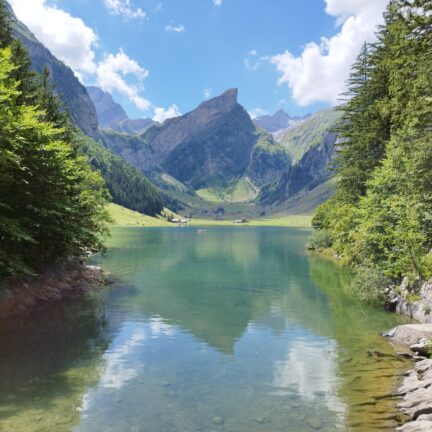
[221,88,238,100]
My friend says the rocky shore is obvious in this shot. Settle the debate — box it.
[381,279,432,430]
[386,324,432,431]
[0,261,110,319]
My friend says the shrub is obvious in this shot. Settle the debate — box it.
[307,229,333,250]
[353,266,391,305]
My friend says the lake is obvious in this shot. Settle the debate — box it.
[0,227,410,431]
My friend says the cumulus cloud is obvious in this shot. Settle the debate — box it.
[9,0,97,74]
[271,0,389,106]
[95,49,151,111]
[204,88,213,99]
[104,0,145,19]
[153,104,181,123]
[213,0,222,7]
[165,23,186,33]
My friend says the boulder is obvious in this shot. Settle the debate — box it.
[385,324,432,346]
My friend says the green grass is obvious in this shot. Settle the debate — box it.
[196,177,259,203]
[108,203,171,227]
[278,109,342,163]
[109,203,312,228]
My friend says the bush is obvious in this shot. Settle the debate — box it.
[307,229,333,250]
[352,266,391,305]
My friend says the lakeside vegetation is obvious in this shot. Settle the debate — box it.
[0,3,110,278]
[311,0,432,302]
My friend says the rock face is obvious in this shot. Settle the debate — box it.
[87,86,128,126]
[8,5,99,137]
[87,86,156,134]
[253,109,305,133]
[100,89,289,190]
[259,130,337,205]
[388,279,432,323]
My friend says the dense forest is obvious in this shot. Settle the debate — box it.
[311,0,432,301]
[0,2,111,278]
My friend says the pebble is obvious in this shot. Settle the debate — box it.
[307,417,323,430]
[212,416,224,425]
[253,416,265,424]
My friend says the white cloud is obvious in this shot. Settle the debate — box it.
[9,0,98,74]
[271,0,389,106]
[104,0,146,19]
[95,49,151,111]
[8,0,173,114]
[245,49,268,71]
[204,88,213,99]
[213,0,222,6]
[153,104,181,123]
[249,108,268,119]
[165,23,186,33]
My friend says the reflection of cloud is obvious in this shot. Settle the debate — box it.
[78,323,146,415]
[150,316,175,338]
[100,327,145,389]
[273,340,346,420]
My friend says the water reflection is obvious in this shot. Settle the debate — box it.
[0,227,410,432]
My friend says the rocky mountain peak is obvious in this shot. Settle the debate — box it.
[87,86,128,127]
[195,88,239,116]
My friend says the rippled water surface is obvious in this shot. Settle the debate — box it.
[0,227,411,431]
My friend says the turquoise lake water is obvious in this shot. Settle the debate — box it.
[0,227,410,431]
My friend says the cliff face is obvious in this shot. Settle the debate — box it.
[253,109,306,133]
[259,110,341,206]
[8,6,99,137]
[87,86,156,134]
[98,89,289,190]
[87,86,128,126]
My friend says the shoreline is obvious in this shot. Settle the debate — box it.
[385,324,432,431]
[0,261,110,319]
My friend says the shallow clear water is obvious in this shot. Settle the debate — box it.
[0,227,411,431]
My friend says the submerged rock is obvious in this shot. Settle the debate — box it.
[212,416,224,425]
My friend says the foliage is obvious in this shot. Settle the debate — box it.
[312,0,432,297]
[352,267,391,305]
[81,135,164,216]
[307,229,333,251]
[0,8,110,279]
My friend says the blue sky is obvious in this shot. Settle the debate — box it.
[9,0,389,121]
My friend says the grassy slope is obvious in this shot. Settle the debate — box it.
[277,109,342,163]
[109,203,311,228]
[108,203,171,227]
[196,177,259,203]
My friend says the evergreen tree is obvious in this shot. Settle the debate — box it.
[312,0,432,293]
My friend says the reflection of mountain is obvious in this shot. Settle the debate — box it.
[97,228,339,354]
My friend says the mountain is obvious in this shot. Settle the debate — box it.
[87,86,156,134]
[276,108,342,163]
[6,2,164,215]
[259,109,342,206]
[7,3,98,138]
[87,86,128,126]
[253,109,306,133]
[100,88,290,192]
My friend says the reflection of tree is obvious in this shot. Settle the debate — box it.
[0,295,112,432]
[308,256,410,431]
